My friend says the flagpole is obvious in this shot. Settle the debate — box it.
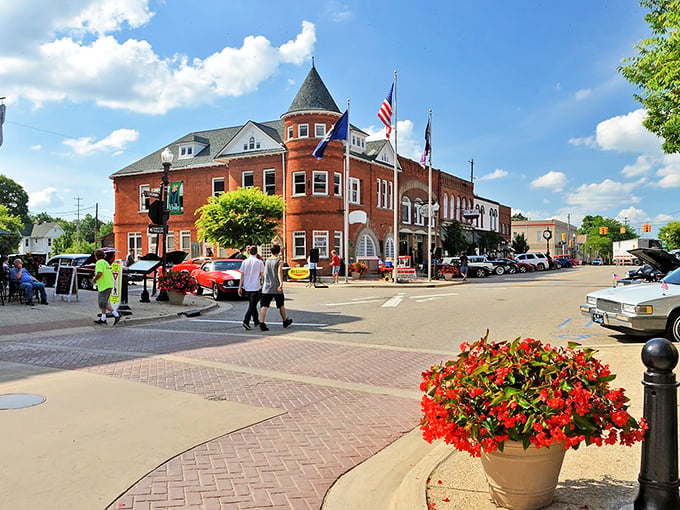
[427,109,433,282]
[344,99,350,284]
[392,70,398,284]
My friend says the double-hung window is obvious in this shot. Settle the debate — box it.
[334,173,342,196]
[298,124,309,138]
[212,178,225,196]
[263,169,276,195]
[382,179,388,209]
[293,231,306,258]
[348,177,360,204]
[292,172,306,196]
[139,185,150,211]
[376,179,382,208]
[315,124,326,137]
[242,171,254,188]
[312,231,329,258]
[313,171,328,195]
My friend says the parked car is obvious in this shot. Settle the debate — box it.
[486,258,514,275]
[552,257,574,268]
[580,266,680,342]
[441,256,493,278]
[591,257,604,265]
[499,257,534,273]
[515,252,550,271]
[38,254,90,287]
[553,254,579,266]
[76,248,119,290]
[172,256,211,273]
[190,258,243,300]
[618,248,680,285]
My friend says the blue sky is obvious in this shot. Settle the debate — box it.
[0,1,675,236]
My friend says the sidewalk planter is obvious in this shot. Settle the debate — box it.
[167,290,185,305]
[348,262,368,280]
[351,271,361,280]
[480,441,566,510]
[443,273,453,281]
[420,334,646,509]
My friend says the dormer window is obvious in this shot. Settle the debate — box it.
[243,136,261,151]
[352,134,366,151]
[180,146,193,157]
[178,138,208,159]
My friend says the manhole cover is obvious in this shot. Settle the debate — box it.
[0,393,46,410]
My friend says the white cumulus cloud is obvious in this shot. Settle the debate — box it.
[477,169,508,181]
[28,187,64,210]
[530,171,567,192]
[63,128,139,155]
[596,109,662,153]
[566,179,641,210]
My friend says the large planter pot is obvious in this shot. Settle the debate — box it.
[167,290,186,305]
[443,273,454,281]
[351,271,361,279]
[480,441,566,510]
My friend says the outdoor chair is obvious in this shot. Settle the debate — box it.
[7,278,39,304]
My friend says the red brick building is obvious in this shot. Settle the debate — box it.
[110,65,510,272]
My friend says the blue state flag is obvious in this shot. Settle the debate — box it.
[312,109,349,159]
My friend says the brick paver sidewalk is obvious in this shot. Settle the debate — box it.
[1,328,444,509]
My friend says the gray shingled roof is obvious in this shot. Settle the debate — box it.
[285,65,340,115]
[110,120,285,178]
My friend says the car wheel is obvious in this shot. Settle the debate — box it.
[508,266,517,274]
[518,266,527,273]
[494,266,505,275]
[78,276,91,290]
[537,263,546,271]
[195,286,203,296]
[666,311,680,342]
[212,283,224,301]
[475,268,487,278]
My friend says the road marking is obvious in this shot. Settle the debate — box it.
[191,319,328,327]
[323,299,383,306]
[557,333,596,342]
[409,292,459,299]
[557,318,571,329]
[381,293,405,308]
[415,297,439,302]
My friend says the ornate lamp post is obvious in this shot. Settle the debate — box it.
[156,147,173,302]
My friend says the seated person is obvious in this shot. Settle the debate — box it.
[10,258,48,305]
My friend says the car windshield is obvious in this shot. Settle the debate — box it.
[213,260,242,271]
[663,267,680,285]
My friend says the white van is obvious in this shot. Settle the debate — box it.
[515,253,550,270]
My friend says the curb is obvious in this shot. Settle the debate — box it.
[120,301,222,326]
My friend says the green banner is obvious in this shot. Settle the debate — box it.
[168,181,183,215]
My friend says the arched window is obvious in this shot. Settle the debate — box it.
[414,199,424,225]
[357,234,377,257]
[443,194,448,219]
[384,236,395,259]
[453,195,458,220]
[402,197,412,224]
[479,205,485,228]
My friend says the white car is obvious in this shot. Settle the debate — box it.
[441,256,493,278]
[515,252,550,270]
[580,267,680,342]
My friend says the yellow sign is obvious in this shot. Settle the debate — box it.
[288,267,310,280]
[110,261,122,310]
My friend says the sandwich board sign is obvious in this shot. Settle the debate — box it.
[55,264,78,302]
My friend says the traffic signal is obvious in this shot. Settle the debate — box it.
[620,226,626,234]
[642,224,652,233]
[599,226,608,235]
[561,232,566,242]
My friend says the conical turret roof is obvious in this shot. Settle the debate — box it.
[285,64,340,115]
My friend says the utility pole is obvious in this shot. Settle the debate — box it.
[469,159,474,183]
[75,197,82,243]
[94,203,99,248]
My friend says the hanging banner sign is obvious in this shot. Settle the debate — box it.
[168,181,183,214]
[462,209,480,220]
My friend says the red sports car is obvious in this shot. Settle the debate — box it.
[190,258,243,301]
[173,256,211,273]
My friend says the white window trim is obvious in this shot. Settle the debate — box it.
[242,171,254,188]
[388,181,393,210]
[402,197,412,224]
[139,184,150,211]
[334,172,342,197]
[376,179,382,208]
[263,169,276,195]
[312,230,329,258]
[298,124,309,138]
[180,230,191,252]
[292,171,306,196]
[349,177,360,205]
[293,231,306,258]
[286,125,293,140]
[314,123,326,138]
[334,231,343,258]
[312,171,328,196]
[382,179,388,210]
[212,177,225,196]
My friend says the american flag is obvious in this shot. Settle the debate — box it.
[612,273,620,280]
[662,280,669,290]
[377,84,393,139]
[420,115,431,167]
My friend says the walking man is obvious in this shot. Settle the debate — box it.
[92,249,121,326]
[460,252,469,282]
[238,246,264,330]
[259,244,293,331]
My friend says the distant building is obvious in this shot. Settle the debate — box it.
[110,65,511,272]
[511,219,581,259]
[19,222,64,258]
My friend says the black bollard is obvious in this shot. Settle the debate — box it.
[633,337,680,510]
[140,274,150,303]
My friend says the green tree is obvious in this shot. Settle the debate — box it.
[512,233,530,254]
[478,230,506,255]
[511,212,528,221]
[660,220,680,249]
[195,187,284,248]
[619,0,680,153]
[0,174,30,226]
[440,221,467,256]
[0,204,23,255]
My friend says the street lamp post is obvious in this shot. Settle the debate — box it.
[156,147,174,302]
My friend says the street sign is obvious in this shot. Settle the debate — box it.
[419,204,431,218]
[143,191,160,198]
[148,224,166,234]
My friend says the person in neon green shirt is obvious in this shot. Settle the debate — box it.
[92,249,121,326]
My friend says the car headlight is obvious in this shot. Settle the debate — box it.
[225,280,236,287]
[621,304,653,314]
[586,296,596,305]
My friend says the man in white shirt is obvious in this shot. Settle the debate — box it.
[237,246,265,330]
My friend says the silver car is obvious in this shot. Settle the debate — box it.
[580,267,680,342]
